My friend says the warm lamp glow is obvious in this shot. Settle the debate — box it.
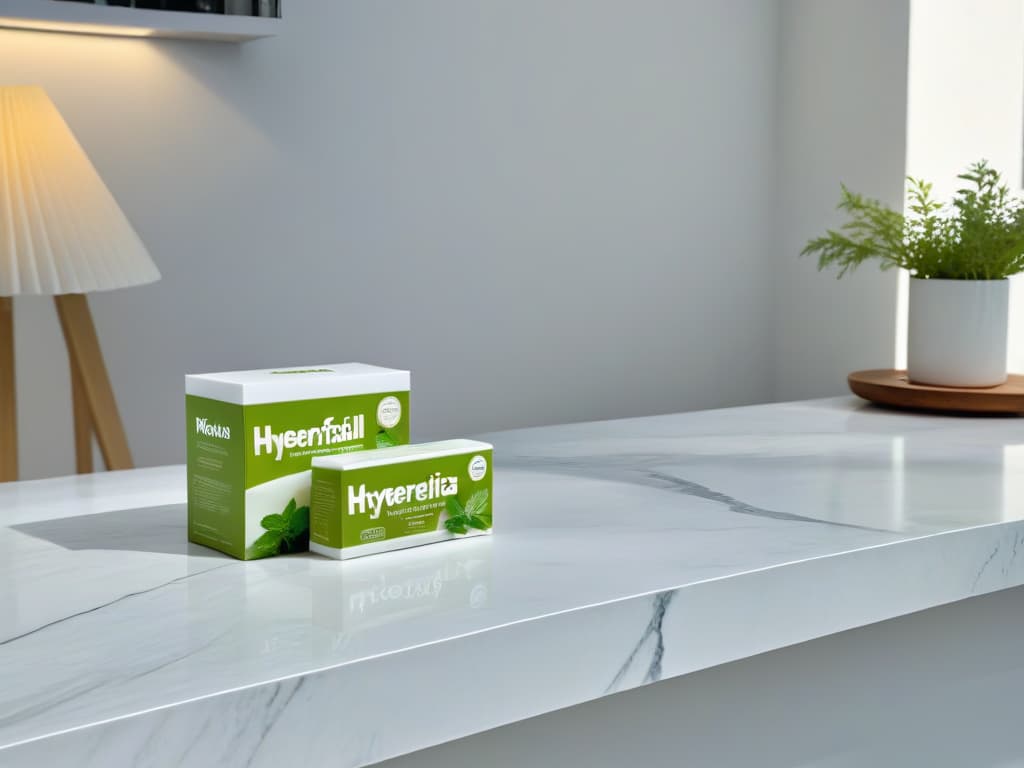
[0,85,160,296]
[0,17,155,38]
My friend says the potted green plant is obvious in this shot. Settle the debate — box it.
[803,160,1024,387]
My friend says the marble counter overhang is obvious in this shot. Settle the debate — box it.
[2,397,1022,766]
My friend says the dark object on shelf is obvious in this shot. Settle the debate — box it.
[228,0,278,15]
[848,369,1024,415]
[51,0,279,16]
[134,1,225,12]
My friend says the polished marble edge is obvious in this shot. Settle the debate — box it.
[4,519,1022,768]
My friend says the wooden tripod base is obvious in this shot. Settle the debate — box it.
[0,294,133,482]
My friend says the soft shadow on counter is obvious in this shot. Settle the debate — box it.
[12,504,228,558]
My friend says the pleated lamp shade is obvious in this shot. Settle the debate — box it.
[0,86,160,297]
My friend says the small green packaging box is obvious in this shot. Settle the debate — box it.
[309,439,493,560]
[185,363,410,559]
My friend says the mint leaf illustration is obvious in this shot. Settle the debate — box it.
[464,490,489,518]
[451,490,491,531]
[280,505,310,552]
[251,529,283,559]
[286,505,309,538]
[446,496,465,518]
[376,429,399,448]
[260,513,287,532]
[444,493,491,536]
[251,498,309,557]
[445,516,469,534]
[445,491,492,535]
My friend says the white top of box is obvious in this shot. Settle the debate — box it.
[185,363,410,405]
[313,439,492,470]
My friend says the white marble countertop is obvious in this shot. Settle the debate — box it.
[2,397,1024,766]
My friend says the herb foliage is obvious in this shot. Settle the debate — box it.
[251,497,310,558]
[802,161,1024,280]
[376,429,400,448]
[444,489,491,534]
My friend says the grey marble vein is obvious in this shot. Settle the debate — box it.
[0,628,235,738]
[348,732,380,768]
[126,629,235,684]
[1009,531,1022,576]
[0,562,236,647]
[606,591,676,693]
[972,544,1003,592]
[175,708,217,766]
[0,677,112,733]
[245,678,306,767]
[500,451,887,532]
[644,471,888,533]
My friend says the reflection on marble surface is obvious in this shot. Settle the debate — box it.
[2,398,1024,767]
[313,548,491,637]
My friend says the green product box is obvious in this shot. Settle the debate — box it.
[309,439,493,560]
[185,363,410,559]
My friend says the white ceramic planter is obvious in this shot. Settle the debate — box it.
[907,278,1009,387]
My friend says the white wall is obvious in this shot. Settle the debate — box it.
[773,0,910,400]
[1,0,780,479]
[903,0,1024,373]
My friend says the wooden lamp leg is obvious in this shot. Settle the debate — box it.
[0,296,16,482]
[70,359,94,474]
[54,294,133,472]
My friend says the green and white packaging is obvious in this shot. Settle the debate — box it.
[185,363,410,560]
[309,439,493,560]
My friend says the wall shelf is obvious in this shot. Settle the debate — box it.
[0,0,279,42]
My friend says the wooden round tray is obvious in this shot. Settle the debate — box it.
[848,369,1024,414]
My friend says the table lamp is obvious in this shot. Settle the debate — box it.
[0,85,160,482]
